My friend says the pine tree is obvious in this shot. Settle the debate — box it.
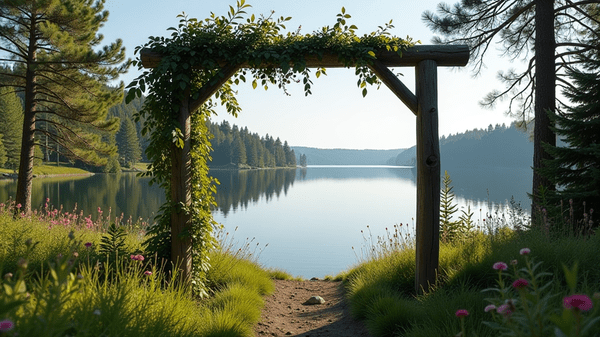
[274,137,286,167]
[0,0,129,213]
[0,135,6,167]
[283,141,296,167]
[423,1,598,216]
[231,134,246,165]
[440,171,460,243]
[117,117,142,167]
[300,154,307,167]
[541,57,600,215]
[0,87,23,170]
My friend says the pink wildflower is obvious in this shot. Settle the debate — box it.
[493,262,508,270]
[0,319,14,331]
[496,304,512,316]
[563,294,593,312]
[16,203,21,209]
[144,271,152,276]
[519,248,531,255]
[84,242,92,248]
[512,278,529,290]
[455,309,469,317]
[130,254,145,261]
[484,304,496,312]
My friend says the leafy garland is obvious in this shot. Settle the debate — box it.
[126,0,415,296]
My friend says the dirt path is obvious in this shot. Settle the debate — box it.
[255,279,372,337]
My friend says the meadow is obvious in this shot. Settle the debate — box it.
[0,193,598,337]
[0,200,278,337]
[342,208,600,336]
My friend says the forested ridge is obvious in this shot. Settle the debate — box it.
[388,123,534,168]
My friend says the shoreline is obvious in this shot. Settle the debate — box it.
[209,164,300,171]
[0,172,95,180]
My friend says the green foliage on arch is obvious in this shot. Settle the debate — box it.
[125,0,416,296]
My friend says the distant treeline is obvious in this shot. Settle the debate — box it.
[291,146,405,165]
[207,121,297,168]
[388,122,534,168]
[96,98,301,171]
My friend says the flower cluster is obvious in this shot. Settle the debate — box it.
[482,248,599,336]
[130,254,145,261]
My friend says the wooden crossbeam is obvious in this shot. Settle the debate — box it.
[140,45,469,69]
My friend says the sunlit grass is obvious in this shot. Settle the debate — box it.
[0,203,273,337]
[0,164,92,176]
[342,226,600,336]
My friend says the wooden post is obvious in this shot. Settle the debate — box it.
[415,60,440,294]
[171,94,193,285]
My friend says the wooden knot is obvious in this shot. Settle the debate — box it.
[425,155,438,167]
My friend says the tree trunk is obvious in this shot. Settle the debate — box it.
[170,94,193,286]
[15,14,37,216]
[531,0,556,218]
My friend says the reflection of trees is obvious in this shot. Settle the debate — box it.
[0,174,165,222]
[211,168,297,216]
[441,166,532,207]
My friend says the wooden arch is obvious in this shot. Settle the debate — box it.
[140,44,469,293]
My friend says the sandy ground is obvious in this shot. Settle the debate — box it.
[255,279,372,337]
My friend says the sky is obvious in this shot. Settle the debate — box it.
[101,0,518,150]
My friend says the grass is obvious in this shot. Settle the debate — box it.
[342,226,600,336]
[0,164,91,176]
[0,203,274,337]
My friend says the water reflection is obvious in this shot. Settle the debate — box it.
[0,173,164,221]
[0,166,532,222]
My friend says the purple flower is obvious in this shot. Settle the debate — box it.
[512,278,529,290]
[564,294,593,312]
[493,262,508,270]
[144,271,152,276]
[519,248,531,255]
[455,309,469,317]
[0,319,14,331]
[484,304,496,312]
[84,242,92,248]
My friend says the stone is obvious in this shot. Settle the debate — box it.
[304,296,326,305]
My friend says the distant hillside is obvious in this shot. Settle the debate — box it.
[291,147,406,165]
[387,123,534,168]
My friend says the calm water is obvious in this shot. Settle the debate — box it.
[0,165,532,278]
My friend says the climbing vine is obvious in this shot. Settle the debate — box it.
[126,0,416,296]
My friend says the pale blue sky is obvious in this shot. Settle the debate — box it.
[102,0,517,149]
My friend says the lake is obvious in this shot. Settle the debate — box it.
[0,165,532,278]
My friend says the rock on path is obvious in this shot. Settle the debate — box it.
[255,279,372,337]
